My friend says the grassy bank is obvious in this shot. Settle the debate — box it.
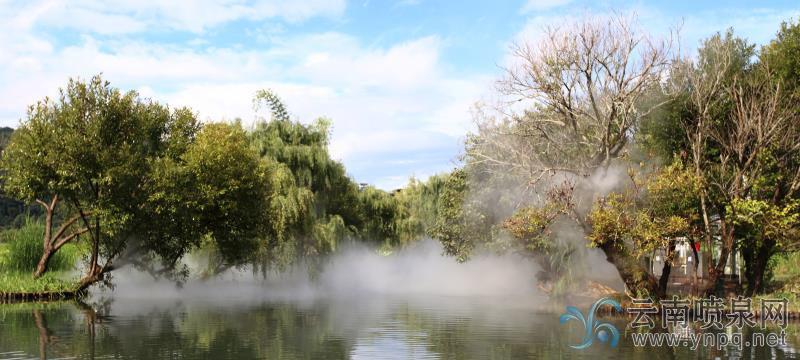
[0,218,83,301]
[0,271,79,301]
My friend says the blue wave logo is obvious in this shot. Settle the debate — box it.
[560,297,622,349]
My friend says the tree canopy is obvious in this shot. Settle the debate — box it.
[0,76,271,289]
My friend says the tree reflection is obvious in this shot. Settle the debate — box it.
[0,300,797,359]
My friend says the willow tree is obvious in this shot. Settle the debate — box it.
[1,76,270,289]
[449,14,675,298]
[240,89,426,271]
[242,90,413,272]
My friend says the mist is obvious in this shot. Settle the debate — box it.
[91,239,557,306]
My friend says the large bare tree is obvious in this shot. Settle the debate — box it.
[467,14,676,298]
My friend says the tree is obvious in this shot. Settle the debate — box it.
[146,122,271,279]
[761,20,800,98]
[0,76,270,290]
[491,14,674,177]
[451,14,675,298]
[237,89,416,273]
[393,175,449,246]
[643,28,800,296]
[663,30,752,295]
[585,160,704,297]
[429,169,487,262]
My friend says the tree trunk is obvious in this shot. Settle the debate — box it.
[658,241,676,297]
[704,222,735,296]
[34,248,54,278]
[32,195,90,279]
[76,268,103,293]
[75,262,115,293]
[748,238,776,296]
[33,196,57,279]
[599,241,663,299]
[688,238,701,296]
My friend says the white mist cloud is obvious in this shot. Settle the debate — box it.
[98,240,545,303]
[317,240,542,297]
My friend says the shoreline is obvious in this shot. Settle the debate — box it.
[0,290,80,303]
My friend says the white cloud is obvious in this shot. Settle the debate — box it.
[373,175,411,191]
[3,0,346,34]
[395,0,423,7]
[520,0,572,13]
[678,8,800,53]
[0,14,488,188]
[512,6,800,59]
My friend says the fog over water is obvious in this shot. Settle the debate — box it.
[87,238,626,316]
[96,240,544,303]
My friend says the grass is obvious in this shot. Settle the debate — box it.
[758,252,800,313]
[0,217,84,299]
[0,271,78,294]
[0,217,84,273]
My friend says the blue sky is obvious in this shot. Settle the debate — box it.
[0,0,798,189]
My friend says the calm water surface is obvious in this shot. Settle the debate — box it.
[0,290,797,360]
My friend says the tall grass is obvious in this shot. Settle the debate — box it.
[0,217,82,273]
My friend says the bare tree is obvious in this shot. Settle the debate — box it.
[477,13,674,178]
[667,34,739,293]
[466,14,677,298]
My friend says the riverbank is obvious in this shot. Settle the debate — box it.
[0,272,80,302]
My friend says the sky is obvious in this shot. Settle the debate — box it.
[0,0,798,190]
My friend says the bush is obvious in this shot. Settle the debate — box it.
[0,217,82,273]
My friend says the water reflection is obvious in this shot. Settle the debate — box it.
[0,295,797,359]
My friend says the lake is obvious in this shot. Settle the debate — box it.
[1,243,797,359]
[0,292,797,359]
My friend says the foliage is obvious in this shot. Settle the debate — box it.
[429,169,482,262]
[432,14,679,298]
[0,76,271,288]
[234,89,442,271]
[587,162,699,257]
[503,204,563,253]
[761,19,800,97]
[732,199,800,250]
[393,175,448,245]
[247,92,358,268]
[637,25,800,295]
[1,217,83,273]
[149,122,270,267]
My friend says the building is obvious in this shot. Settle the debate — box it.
[648,237,742,281]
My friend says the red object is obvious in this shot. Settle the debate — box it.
[694,242,701,252]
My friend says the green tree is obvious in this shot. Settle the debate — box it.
[0,76,270,290]
[639,27,800,296]
[244,89,415,272]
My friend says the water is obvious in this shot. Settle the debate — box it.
[0,293,797,359]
